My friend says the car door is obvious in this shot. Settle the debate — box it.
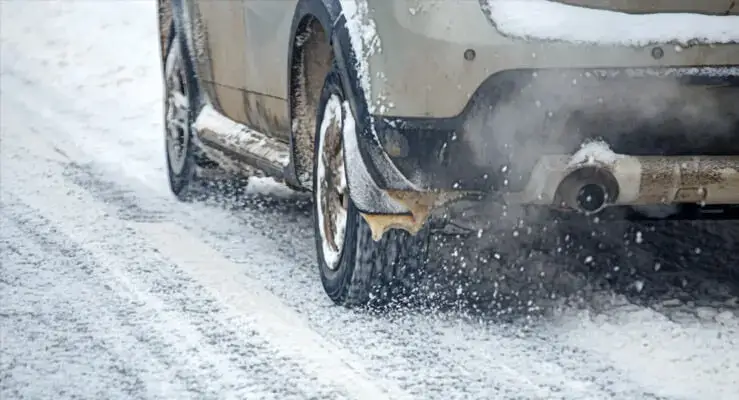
[240,0,299,141]
[194,0,251,125]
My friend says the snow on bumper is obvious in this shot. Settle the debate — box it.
[482,0,739,46]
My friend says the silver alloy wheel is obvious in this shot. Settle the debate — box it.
[316,95,349,270]
[164,39,190,175]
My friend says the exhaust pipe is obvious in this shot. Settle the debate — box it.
[506,152,739,209]
[555,165,619,214]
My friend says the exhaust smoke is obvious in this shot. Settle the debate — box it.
[462,69,738,210]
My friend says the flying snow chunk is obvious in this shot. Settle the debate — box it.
[483,0,739,46]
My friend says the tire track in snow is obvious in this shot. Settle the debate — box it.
[0,110,405,400]
[1,205,191,400]
[1,62,617,399]
[135,221,409,400]
[0,189,359,399]
[2,66,639,400]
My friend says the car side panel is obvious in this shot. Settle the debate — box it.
[240,0,298,141]
[194,0,251,124]
[243,1,297,99]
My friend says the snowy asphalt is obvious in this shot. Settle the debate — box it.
[1,1,739,399]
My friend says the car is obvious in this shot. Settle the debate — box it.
[157,0,739,308]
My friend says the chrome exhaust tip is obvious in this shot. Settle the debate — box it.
[506,152,739,209]
[555,165,619,214]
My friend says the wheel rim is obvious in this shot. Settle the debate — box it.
[316,95,349,270]
[165,41,190,175]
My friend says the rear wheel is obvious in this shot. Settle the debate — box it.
[310,69,587,313]
[312,67,429,308]
[163,29,247,202]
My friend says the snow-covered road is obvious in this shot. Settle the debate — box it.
[1,1,739,399]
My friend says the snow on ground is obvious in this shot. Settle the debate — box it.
[2,1,739,399]
[555,305,739,400]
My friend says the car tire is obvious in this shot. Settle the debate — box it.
[312,66,430,308]
[163,28,247,202]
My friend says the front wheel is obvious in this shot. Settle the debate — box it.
[311,67,429,308]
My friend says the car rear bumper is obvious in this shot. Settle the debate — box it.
[333,3,739,216]
[345,66,739,215]
[365,0,739,120]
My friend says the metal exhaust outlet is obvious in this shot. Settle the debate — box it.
[505,153,739,210]
[575,183,608,213]
[554,165,620,214]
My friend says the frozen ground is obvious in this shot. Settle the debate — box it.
[1,1,739,399]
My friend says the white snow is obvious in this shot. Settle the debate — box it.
[555,302,739,400]
[483,0,739,46]
[194,104,291,167]
[245,177,303,198]
[340,0,381,112]
[569,140,620,166]
[138,222,402,400]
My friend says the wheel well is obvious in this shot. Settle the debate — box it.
[290,15,334,189]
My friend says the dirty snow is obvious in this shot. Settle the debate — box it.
[194,104,291,167]
[484,0,739,46]
[2,1,739,399]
